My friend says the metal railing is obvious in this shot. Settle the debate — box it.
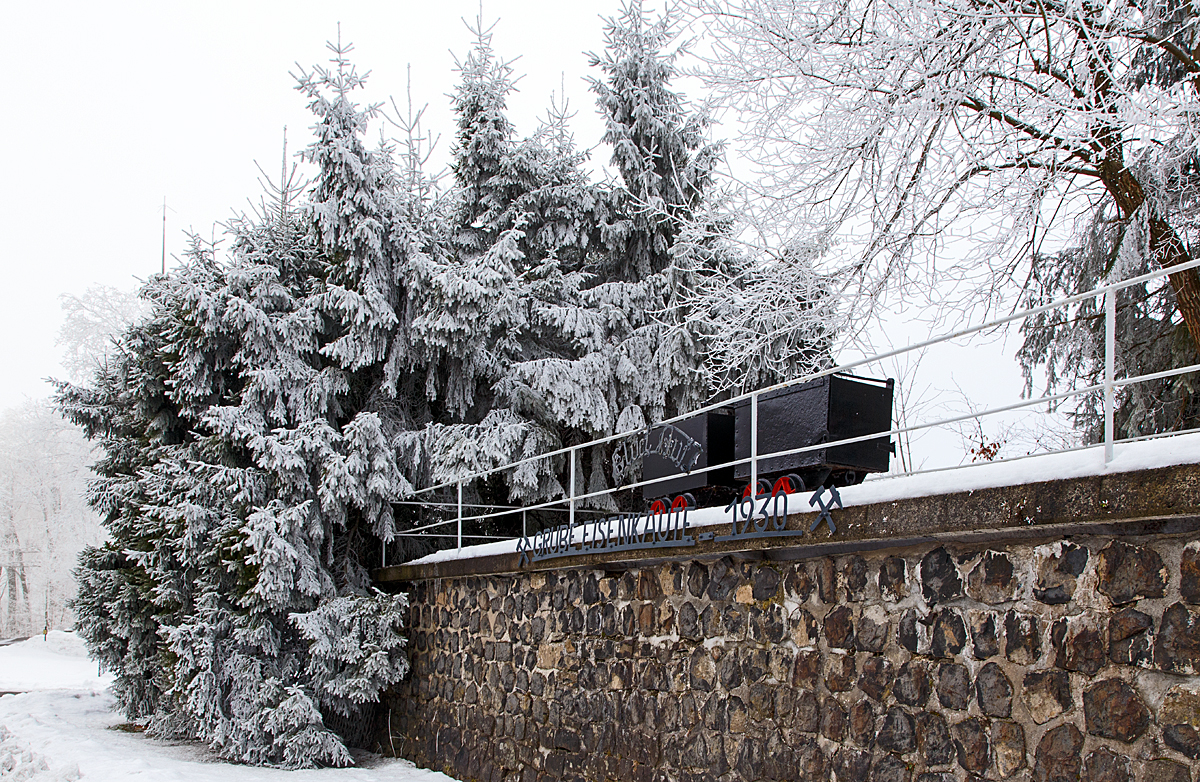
[382,259,1200,561]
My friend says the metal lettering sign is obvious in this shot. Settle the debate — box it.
[515,485,843,567]
[611,424,704,483]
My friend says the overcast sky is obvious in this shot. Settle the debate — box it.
[0,1,1039,466]
[0,0,627,409]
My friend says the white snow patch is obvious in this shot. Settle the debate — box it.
[403,431,1200,566]
[0,632,112,694]
[0,634,459,781]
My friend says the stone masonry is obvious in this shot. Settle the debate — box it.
[383,534,1200,782]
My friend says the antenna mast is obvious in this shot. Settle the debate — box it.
[281,126,288,223]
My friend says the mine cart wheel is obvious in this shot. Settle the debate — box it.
[670,493,696,512]
[833,470,862,487]
[742,478,773,499]
[773,474,805,495]
[649,499,668,515]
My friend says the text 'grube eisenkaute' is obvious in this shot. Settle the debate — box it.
[517,503,694,566]
[513,484,843,568]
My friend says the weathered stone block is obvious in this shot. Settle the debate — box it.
[1024,669,1072,725]
[850,699,876,748]
[878,707,917,755]
[845,555,869,601]
[687,562,709,598]
[720,604,745,640]
[969,550,1019,605]
[937,663,971,711]
[793,650,821,689]
[1054,619,1107,676]
[952,717,990,773]
[894,660,930,707]
[879,556,908,602]
[900,609,921,654]
[707,557,741,602]
[822,696,847,742]
[688,647,715,692]
[1083,679,1150,743]
[785,562,814,602]
[917,711,955,767]
[680,729,724,772]
[977,661,1014,718]
[1006,611,1043,665]
[1097,541,1167,606]
[992,720,1026,778]
[1183,544,1200,605]
[818,556,840,603]
[1108,608,1153,667]
[932,610,967,659]
[1141,759,1192,782]
[1157,602,1200,675]
[718,649,743,690]
[700,604,721,638]
[791,607,819,647]
[826,652,857,693]
[835,747,873,782]
[972,611,1001,659]
[1083,747,1132,782]
[750,603,786,644]
[872,754,911,782]
[1034,723,1083,782]
[825,605,857,650]
[859,608,890,653]
[793,737,828,782]
[1035,542,1089,605]
[860,656,895,702]
[1161,686,1200,759]
[1163,725,1200,760]
[922,547,963,604]
[753,566,781,601]
[636,570,660,600]
[795,689,820,733]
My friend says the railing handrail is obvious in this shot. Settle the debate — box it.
[406,258,1200,499]
[383,258,1200,555]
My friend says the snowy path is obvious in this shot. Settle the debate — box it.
[0,633,457,782]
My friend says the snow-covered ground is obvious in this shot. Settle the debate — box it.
[406,430,1200,566]
[0,632,456,782]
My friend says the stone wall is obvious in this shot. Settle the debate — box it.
[383,533,1200,782]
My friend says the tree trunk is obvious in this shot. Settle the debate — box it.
[1098,160,1200,353]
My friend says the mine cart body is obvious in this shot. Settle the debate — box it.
[732,373,894,485]
[640,373,894,500]
[640,410,735,499]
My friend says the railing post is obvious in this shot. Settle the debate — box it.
[569,446,577,530]
[750,392,759,496]
[1105,289,1116,464]
[457,481,463,551]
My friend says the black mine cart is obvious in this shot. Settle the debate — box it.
[732,373,895,489]
[640,373,895,502]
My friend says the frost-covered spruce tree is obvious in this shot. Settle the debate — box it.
[61,39,414,770]
[398,17,608,505]
[491,3,730,501]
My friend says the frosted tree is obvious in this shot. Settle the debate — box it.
[684,0,1200,350]
[60,38,415,769]
[57,286,147,384]
[0,401,104,636]
[397,16,603,509]
[1020,139,1200,440]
